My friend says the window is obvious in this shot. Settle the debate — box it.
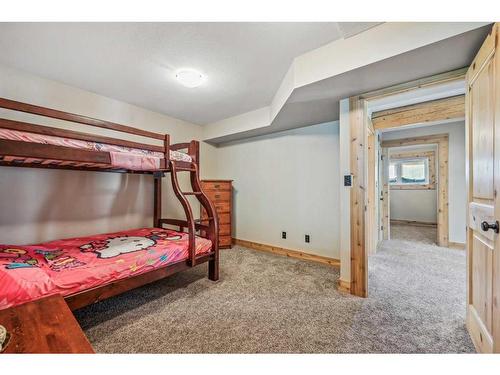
[388,150,436,190]
[389,158,429,186]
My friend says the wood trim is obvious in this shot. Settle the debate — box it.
[349,96,368,297]
[360,68,467,101]
[367,130,377,255]
[0,97,164,140]
[372,95,465,130]
[382,134,449,247]
[233,238,340,267]
[448,241,466,250]
[390,219,437,227]
[382,147,390,240]
[381,134,449,148]
[390,150,435,159]
[337,278,351,293]
[389,150,436,190]
[467,26,496,85]
[390,184,435,190]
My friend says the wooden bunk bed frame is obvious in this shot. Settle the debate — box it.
[0,97,219,311]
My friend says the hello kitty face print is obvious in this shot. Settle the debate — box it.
[80,236,156,259]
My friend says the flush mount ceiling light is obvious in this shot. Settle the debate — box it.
[175,69,205,88]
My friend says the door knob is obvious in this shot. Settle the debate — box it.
[481,220,499,233]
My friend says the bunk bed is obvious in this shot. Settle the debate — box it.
[0,97,219,311]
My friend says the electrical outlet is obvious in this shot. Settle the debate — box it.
[282,231,287,239]
[305,234,310,243]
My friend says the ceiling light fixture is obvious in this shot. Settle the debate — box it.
[175,69,205,88]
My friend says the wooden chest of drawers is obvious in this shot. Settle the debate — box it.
[201,180,233,249]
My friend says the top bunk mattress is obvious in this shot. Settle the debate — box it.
[0,227,212,310]
[0,128,192,170]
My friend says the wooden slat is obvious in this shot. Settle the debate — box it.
[0,139,111,164]
[0,117,164,152]
[372,95,465,130]
[0,97,164,140]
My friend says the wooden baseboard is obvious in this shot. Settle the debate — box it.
[390,219,437,227]
[232,238,340,267]
[448,241,466,250]
[337,278,351,293]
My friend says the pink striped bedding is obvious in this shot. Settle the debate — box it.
[0,128,192,170]
[0,228,212,310]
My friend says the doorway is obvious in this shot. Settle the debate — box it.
[379,134,450,247]
[347,23,500,353]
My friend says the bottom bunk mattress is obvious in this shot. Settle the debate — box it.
[0,228,212,309]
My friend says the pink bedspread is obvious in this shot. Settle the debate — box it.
[0,128,192,170]
[0,228,212,309]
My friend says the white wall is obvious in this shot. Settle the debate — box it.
[0,65,217,245]
[214,121,340,259]
[389,144,437,224]
[391,190,437,223]
[381,120,466,243]
[338,98,351,282]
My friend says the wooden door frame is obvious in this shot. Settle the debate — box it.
[381,135,449,247]
[367,126,378,256]
[348,68,466,297]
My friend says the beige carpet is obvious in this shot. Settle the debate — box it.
[74,231,474,353]
[391,223,437,244]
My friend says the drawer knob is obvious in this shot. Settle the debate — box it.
[481,220,499,233]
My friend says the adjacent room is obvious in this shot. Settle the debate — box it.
[0,21,499,356]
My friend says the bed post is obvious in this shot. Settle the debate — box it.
[208,247,219,281]
[188,140,200,168]
[164,134,170,163]
[153,134,169,228]
[153,176,162,228]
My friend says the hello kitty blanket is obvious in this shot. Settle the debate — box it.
[0,228,212,310]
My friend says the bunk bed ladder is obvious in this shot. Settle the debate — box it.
[169,160,219,278]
